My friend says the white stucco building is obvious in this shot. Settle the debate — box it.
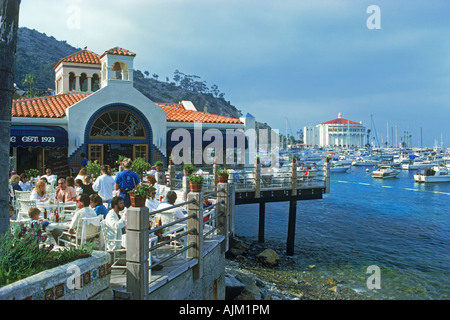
[10,47,253,176]
[304,113,366,148]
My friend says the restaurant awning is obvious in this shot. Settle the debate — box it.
[10,125,68,148]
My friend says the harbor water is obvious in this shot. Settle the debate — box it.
[234,166,450,299]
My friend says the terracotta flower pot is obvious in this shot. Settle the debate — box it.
[218,174,229,183]
[129,193,146,207]
[189,181,203,192]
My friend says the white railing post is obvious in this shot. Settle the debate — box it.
[216,183,229,252]
[325,161,331,193]
[126,206,149,300]
[254,160,261,198]
[290,161,297,196]
[168,164,176,189]
[187,192,203,279]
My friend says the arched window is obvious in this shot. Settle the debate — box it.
[89,109,145,138]
[92,74,100,92]
[80,73,88,91]
[69,72,75,91]
[112,61,129,80]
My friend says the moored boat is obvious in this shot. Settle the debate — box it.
[372,165,401,179]
[414,166,450,183]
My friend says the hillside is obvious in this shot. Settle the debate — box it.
[14,27,273,132]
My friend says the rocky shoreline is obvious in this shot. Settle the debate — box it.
[225,236,373,300]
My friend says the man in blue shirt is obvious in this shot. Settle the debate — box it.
[114,158,140,207]
[81,153,89,167]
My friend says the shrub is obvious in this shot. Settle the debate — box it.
[188,173,204,183]
[86,160,102,179]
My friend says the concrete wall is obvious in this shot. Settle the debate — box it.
[0,251,112,300]
[148,242,225,300]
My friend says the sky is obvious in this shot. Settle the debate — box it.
[18,0,450,148]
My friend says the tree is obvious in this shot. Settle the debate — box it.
[152,73,159,81]
[144,70,149,78]
[21,73,37,97]
[0,0,21,235]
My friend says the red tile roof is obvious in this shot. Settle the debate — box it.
[320,117,361,125]
[54,50,101,70]
[12,93,90,118]
[156,103,243,124]
[99,47,136,59]
[11,96,243,124]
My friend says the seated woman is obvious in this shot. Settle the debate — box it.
[145,189,159,213]
[10,174,23,192]
[75,178,95,196]
[90,194,108,218]
[30,180,48,202]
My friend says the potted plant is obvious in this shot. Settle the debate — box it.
[25,168,40,179]
[325,155,332,163]
[183,164,195,177]
[216,168,229,183]
[130,157,152,179]
[188,173,204,192]
[86,160,102,179]
[168,155,174,166]
[154,161,164,172]
[128,183,155,207]
[256,156,260,164]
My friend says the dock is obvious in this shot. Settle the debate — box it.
[107,161,330,299]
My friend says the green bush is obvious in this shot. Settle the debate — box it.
[0,223,93,287]
[131,157,152,178]
[86,160,102,179]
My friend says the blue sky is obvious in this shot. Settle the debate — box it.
[19,0,450,147]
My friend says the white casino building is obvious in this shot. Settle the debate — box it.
[304,113,366,148]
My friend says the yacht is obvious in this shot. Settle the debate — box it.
[372,165,401,179]
[352,156,380,166]
[414,166,450,183]
[330,162,351,173]
[401,158,433,170]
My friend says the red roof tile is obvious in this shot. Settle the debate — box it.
[12,93,90,118]
[320,117,361,125]
[11,97,243,124]
[156,103,243,124]
[99,47,136,59]
[54,50,101,70]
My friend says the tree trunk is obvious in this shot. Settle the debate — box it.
[0,0,21,235]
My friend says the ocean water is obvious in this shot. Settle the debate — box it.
[234,166,450,299]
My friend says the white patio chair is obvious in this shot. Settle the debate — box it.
[58,215,103,248]
[156,210,187,258]
[16,199,37,220]
[100,220,126,270]
[14,190,31,201]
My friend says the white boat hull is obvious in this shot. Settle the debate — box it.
[330,166,351,173]
[414,175,450,183]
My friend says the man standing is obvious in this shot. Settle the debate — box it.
[81,153,89,168]
[92,165,115,209]
[114,158,139,207]
[55,178,77,202]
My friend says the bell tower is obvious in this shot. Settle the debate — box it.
[99,47,136,89]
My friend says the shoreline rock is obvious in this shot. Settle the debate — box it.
[225,236,372,300]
